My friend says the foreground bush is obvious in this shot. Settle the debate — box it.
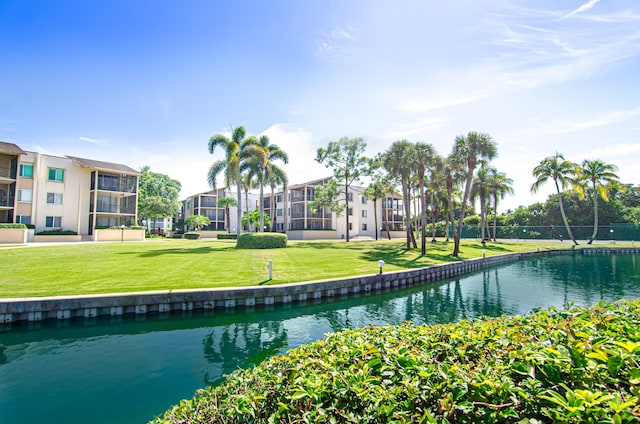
[153,300,640,423]
[236,232,287,249]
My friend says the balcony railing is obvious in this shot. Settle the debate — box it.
[0,167,16,179]
[0,195,15,207]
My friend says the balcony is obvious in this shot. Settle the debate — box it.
[0,195,14,207]
[0,166,16,180]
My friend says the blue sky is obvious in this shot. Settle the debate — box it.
[1,0,639,211]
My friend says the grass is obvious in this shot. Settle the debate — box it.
[0,238,627,298]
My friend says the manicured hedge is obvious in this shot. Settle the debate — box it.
[184,232,200,240]
[0,223,27,229]
[236,232,287,249]
[153,300,640,423]
[217,233,237,240]
[35,230,78,235]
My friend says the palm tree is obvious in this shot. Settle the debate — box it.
[240,172,258,232]
[531,152,578,245]
[575,159,620,244]
[426,154,445,242]
[414,142,436,255]
[452,132,497,256]
[364,180,389,241]
[443,153,465,242]
[216,196,237,233]
[242,135,289,232]
[208,126,256,237]
[487,169,513,241]
[470,162,492,241]
[186,214,210,231]
[383,140,417,250]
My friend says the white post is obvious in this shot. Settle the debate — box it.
[268,260,273,280]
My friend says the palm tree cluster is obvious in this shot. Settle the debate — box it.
[531,153,620,245]
[208,126,288,235]
[377,132,513,256]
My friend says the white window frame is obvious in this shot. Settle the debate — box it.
[46,192,63,205]
[17,189,32,203]
[45,216,62,229]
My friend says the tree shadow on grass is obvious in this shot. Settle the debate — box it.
[120,246,237,257]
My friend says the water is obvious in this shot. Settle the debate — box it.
[1,253,639,423]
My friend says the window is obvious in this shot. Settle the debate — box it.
[362,224,367,231]
[348,207,353,216]
[45,216,62,228]
[349,223,353,230]
[361,210,367,218]
[361,196,367,204]
[347,193,353,201]
[277,208,283,217]
[17,189,32,203]
[17,215,31,225]
[48,168,65,182]
[19,164,34,178]
[46,192,63,205]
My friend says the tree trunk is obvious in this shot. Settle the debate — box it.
[431,193,437,242]
[555,181,578,245]
[374,198,379,241]
[244,190,251,232]
[270,187,276,232]
[454,167,474,256]
[236,181,242,236]
[588,187,599,244]
[259,183,265,232]
[345,177,350,242]
[446,178,454,242]
[492,194,498,241]
[420,177,427,255]
[384,197,391,240]
[283,187,289,234]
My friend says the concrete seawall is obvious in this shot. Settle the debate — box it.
[2,248,639,324]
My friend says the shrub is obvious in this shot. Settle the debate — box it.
[217,233,238,240]
[36,230,78,235]
[0,223,27,229]
[184,232,200,240]
[236,232,287,249]
[154,300,640,423]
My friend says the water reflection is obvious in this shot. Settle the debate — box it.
[1,254,639,424]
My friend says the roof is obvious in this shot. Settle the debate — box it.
[0,141,26,155]
[67,156,140,175]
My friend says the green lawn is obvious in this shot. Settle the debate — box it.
[0,238,619,298]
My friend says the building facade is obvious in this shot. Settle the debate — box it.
[0,141,139,237]
[180,189,260,233]
[265,177,405,240]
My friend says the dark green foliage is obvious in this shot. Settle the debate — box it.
[217,233,237,240]
[184,232,200,240]
[0,223,27,229]
[154,300,640,423]
[236,232,287,249]
[35,230,78,235]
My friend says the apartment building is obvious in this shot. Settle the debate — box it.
[0,141,139,237]
[264,177,405,240]
[180,188,259,233]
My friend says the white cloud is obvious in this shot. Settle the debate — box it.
[78,136,102,144]
[565,0,602,18]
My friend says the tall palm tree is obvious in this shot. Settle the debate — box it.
[426,154,445,242]
[414,142,436,255]
[216,196,237,233]
[364,179,392,241]
[487,168,513,241]
[575,159,620,244]
[242,135,289,232]
[383,140,417,250]
[240,172,258,232]
[208,126,256,237]
[531,152,578,245]
[470,162,492,241]
[452,132,497,256]
[443,153,465,242]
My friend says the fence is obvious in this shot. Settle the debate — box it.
[457,224,640,241]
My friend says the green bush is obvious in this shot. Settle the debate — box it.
[0,223,27,229]
[184,232,200,240]
[236,232,287,249]
[154,300,640,423]
[217,233,238,240]
[35,230,78,235]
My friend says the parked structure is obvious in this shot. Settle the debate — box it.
[0,141,140,239]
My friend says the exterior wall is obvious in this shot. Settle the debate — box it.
[287,229,338,240]
[181,189,259,233]
[93,229,145,242]
[0,228,27,243]
[266,178,404,240]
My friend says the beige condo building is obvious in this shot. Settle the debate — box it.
[0,141,139,238]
